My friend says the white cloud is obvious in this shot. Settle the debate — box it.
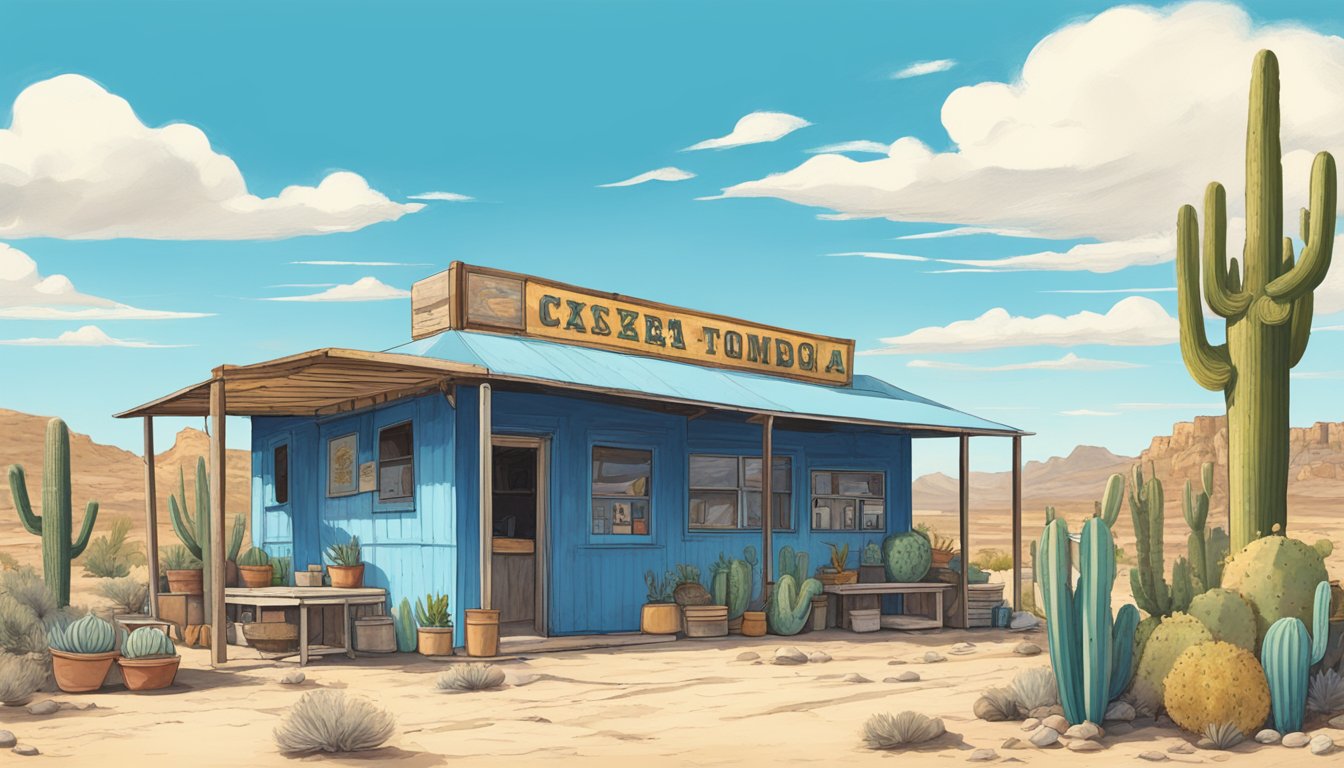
[891,59,957,79]
[0,74,421,240]
[0,325,185,348]
[684,111,811,151]
[0,243,209,320]
[264,277,410,302]
[1314,324,1344,332]
[290,261,431,267]
[1114,401,1224,410]
[894,226,1038,240]
[712,3,1344,243]
[907,353,1144,372]
[408,191,474,202]
[863,296,1178,354]
[598,167,696,188]
[1292,370,1344,380]
[1061,409,1121,417]
[807,140,891,155]
[833,235,1172,273]
[1044,287,1176,294]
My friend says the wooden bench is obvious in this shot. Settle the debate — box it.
[225,587,388,665]
[822,582,954,631]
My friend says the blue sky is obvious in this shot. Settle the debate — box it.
[2,0,1343,479]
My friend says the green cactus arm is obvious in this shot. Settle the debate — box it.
[168,493,200,557]
[69,500,99,558]
[1199,183,1252,317]
[1253,293,1294,325]
[1288,290,1313,368]
[1176,204,1234,391]
[8,465,41,535]
[1265,153,1335,301]
[1310,580,1330,664]
[227,514,246,561]
[1098,474,1123,527]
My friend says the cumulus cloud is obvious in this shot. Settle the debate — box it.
[408,191,475,202]
[264,277,410,302]
[598,167,696,188]
[0,243,209,320]
[863,296,1178,354]
[891,59,957,79]
[0,325,185,348]
[907,353,1144,372]
[807,140,891,155]
[684,111,811,151]
[894,226,1038,240]
[712,3,1344,244]
[834,235,1172,273]
[0,74,422,240]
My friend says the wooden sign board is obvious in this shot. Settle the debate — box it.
[411,262,854,386]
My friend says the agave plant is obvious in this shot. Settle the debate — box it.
[160,545,201,571]
[325,536,362,567]
[1201,721,1245,750]
[1308,668,1344,714]
[435,663,505,692]
[1009,666,1059,712]
[414,593,452,628]
[861,711,946,750]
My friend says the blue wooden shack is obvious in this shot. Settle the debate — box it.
[118,262,1027,660]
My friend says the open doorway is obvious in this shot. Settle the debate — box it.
[490,436,548,637]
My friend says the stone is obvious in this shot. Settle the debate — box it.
[1331,714,1344,730]
[1029,726,1060,747]
[924,651,946,663]
[773,647,807,665]
[842,673,871,684]
[1014,642,1041,656]
[1042,715,1070,734]
[887,659,907,665]
[1284,732,1310,748]
[1064,722,1103,740]
[1254,729,1281,744]
[0,732,14,749]
[1103,701,1135,722]
[280,671,306,685]
[1138,751,1169,762]
[26,701,57,716]
[1030,705,1064,720]
[12,745,38,756]
[894,671,920,682]
[735,652,760,662]
[1002,737,1026,750]
[950,642,976,654]
[968,748,998,762]
[1309,734,1334,755]
[1106,722,1134,736]
[1067,740,1104,752]
[1168,743,1195,754]
[1010,612,1040,630]
[1021,718,1041,731]
[808,652,831,664]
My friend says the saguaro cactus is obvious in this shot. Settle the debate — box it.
[8,418,100,606]
[169,457,214,614]
[1176,50,1336,550]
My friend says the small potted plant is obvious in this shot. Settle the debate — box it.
[236,546,273,588]
[326,535,364,588]
[414,592,454,656]
[859,540,886,583]
[161,545,203,595]
[816,542,857,585]
[640,570,680,635]
[117,627,180,691]
[928,530,958,570]
[48,614,120,693]
[271,556,293,586]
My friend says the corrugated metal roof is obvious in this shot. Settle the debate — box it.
[390,330,1026,436]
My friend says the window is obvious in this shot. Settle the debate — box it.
[811,470,884,531]
[690,455,792,531]
[273,443,289,505]
[377,422,414,503]
[591,446,651,536]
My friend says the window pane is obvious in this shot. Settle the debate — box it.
[691,491,738,528]
[861,499,885,531]
[812,471,833,495]
[837,471,883,497]
[379,463,413,502]
[690,455,738,488]
[377,422,414,502]
[379,422,413,460]
[773,493,791,530]
[745,457,792,490]
[593,447,651,496]
[745,491,762,528]
[274,444,289,504]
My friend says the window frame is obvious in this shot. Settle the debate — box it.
[809,469,886,532]
[688,454,794,532]
[589,442,655,544]
[272,442,290,506]
[375,420,416,507]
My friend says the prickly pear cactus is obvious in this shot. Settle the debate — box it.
[1133,614,1161,673]
[1187,588,1257,652]
[882,530,932,582]
[1163,640,1271,738]
[1135,613,1213,700]
[777,546,809,585]
[1220,535,1329,647]
[766,574,823,636]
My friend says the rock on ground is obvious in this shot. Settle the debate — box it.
[808,652,831,664]
[892,671,920,682]
[1042,715,1070,733]
[773,647,807,665]
[969,748,998,761]
[1067,739,1104,752]
[1021,718,1041,731]
[1331,714,1344,729]
[1138,751,1169,762]
[1309,734,1334,755]
[1014,642,1041,656]
[1168,743,1196,754]
[1284,732,1310,748]
[1103,701,1135,722]
[842,673,871,683]
[12,745,38,756]
[26,701,58,716]
[0,732,14,749]
[1029,726,1060,747]
[1064,722,1103,740]
[1029,705,1064,719]
[280,671,306,685]
[923,651,946,663]
[735,652,760,662]
[1002,737,1025,750]
[887,659,907,665]
[950,642,976,654]
[1010,612,1040,629]
[1254,729,1281,744]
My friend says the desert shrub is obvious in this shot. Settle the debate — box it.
[1009,666,1058,711]
[80,517,145,578]
[0,568,59,657]
[971,548,1014,572]
[96,576,148,615]
[1202,721,1244,750]
[273,690,395,754]
[0,552,18,571]
[0,652,47,703]
[861,711,946,749]
[436,664,505,692]
[1308,669,1344,714]
[973,686,1020,721]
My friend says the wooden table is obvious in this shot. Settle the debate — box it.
[224,587,387,665]
[822,582,954,631]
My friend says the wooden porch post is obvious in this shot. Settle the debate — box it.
[959,434,971,630]
[143,417,160,619]
[208,378,227,665]
[479,383,493,609]
[760,414,775,594]
[1011,435,1023,612]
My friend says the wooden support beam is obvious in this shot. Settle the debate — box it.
[208,379,228,665]
[959,433,971,630]
[479,383,493,609]
[143,417,160,619]
[761,414,775,595]
[1011,435,1023,613]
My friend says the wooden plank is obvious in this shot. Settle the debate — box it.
[822,582,953,595]
[492,538,535,554]
[143,417,160,619]
[1012,434,1023,612]
[209,379,228,664]
[959,433,971,630]
[479,383,493,610]
[761,414,774,594]
[411,264,460,340]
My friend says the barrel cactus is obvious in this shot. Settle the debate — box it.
[1187,588,1257,652]
[1163,641,1270,739]
[1261,580,1331,732]
[766,574,823,636]
[882,530,931,582]
[48,614,118,654]
[122,627,177,658]
[1220,535,1329,647]
[1135,613,1213,700]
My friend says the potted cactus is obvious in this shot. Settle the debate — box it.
[767,546,824,636]
[641,570,680,634]
[859,540,885,583]
[236,546,273,588]
[168,458,243,608]
[325,535,364,588]
[48,614,120,693]
[414,593,454,656]
[117,627,180,691]
[160,545,203,594]
[710,550,754,632]
[817,542,857,585]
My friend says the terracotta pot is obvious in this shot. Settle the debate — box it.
[640,603,681,635]
[50,649,120,693]
[240,622,298,653]
[238,565,274,588]
[165,569,203,595]
[118,656,181,691]
[740,611,767,637]
[464,609,500,657]
[328,564,365,588]
[930,549,956,570]
[417,626,455,656]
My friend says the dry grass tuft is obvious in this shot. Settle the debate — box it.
[273,690,395,754]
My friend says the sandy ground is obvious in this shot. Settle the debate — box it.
[7,622,1344,767]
